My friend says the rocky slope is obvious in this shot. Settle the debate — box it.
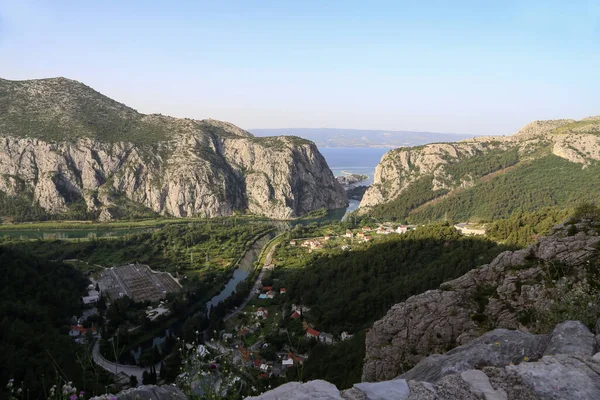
[0,77,347,220]
[359,116,600,220]
[362,219,600,382]
[249,320,600,399]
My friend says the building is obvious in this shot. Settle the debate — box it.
[341,331,353,341]
[262,286,273,292]
[81,290,100,305]
[257,307,269,319]
[345,231,353,238]
[396,225,409,234]
[266,290,277,299]
[69,325,97,338]
[306,327,320,339]
[289,240,297,246]
[280,288,287,294]
[319,332,335,344]
[290,311,301,319]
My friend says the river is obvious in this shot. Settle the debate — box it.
[122,231,276,363]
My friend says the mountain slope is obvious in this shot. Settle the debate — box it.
[359,116,600,221]
[0,77,347,221]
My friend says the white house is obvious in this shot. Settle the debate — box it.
[257,307,269,318]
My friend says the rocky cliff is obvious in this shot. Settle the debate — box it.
[0,77,347,220]
[362,219,600,382]
[249,320,600,399]
[359,116,600,221]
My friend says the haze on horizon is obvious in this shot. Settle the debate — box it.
[0,0,598,136]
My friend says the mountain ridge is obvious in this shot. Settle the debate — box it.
[0,77,347,221]
[359,115,600,221]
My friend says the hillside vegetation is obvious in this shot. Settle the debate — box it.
[268,223,510,388]
[361,115,600,222]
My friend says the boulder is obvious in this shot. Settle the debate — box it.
[90,385,187,400]
[246,380,343,400]
[544,320,596,356]
[507,354,600,400]
[400,329,548,382]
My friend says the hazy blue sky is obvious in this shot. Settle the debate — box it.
[1,0,598,135]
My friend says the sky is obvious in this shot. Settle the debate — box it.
[0,0,599,135]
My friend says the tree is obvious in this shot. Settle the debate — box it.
[142,370,150,385]
[130,375,138,388]
[160,361,166,380]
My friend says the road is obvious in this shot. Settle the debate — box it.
[223,241,279,322]
[92,341,161,380]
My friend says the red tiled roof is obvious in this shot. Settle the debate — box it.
[290,311,301,319]
[280,288,287,293]
[253,359,263,367]
[262,286,273,291]
[306,327,320,337]
[71,325,96,333]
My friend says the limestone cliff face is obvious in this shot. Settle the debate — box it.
[0,78,347,220]
[359,115,600,214]
[362,221,600,382]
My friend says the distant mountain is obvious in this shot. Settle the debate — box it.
[0,77,347,221]
[249,128,476,148]
[358,115,600,222]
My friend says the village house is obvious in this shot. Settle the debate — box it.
[396,225,409,234]
[289,240,297,246]
[280,288,287,294]
[266,290,277,299]
[341,245,350,250]
[257,307,269,319]
[69,325,97,338]
[362,226,373,232]
[364,236,372,242]
[292,304,310,313]
[262,286,273,292]
[81,289,100,305]
[319,332,335,345]
[282,358,294,367]
[341,331,353,341]
[306,327,320,339]
[345,231,353,238]
[356,232,365,239]
[290,310,301,319]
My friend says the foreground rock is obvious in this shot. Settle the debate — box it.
[0,77,347,220]
[90,385,187,400]
[363,223,600,381]
[251,321,600,400]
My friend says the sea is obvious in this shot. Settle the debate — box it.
[319,147,391,217]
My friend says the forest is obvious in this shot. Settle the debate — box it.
[368,154,600,223]
[0,247,112,399]
[485,207,572,247]
[3,222,272,275]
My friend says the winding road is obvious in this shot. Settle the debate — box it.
[92,342,160,380]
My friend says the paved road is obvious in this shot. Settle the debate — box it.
[92,341,160,380]
[223,242,279,322]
